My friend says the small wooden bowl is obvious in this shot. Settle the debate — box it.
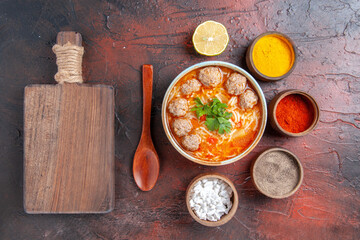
[268,89,320,137]
[251,148,304,199]
[186,173,238,227]
[246,31,297,82]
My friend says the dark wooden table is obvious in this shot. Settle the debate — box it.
[1,0,359,239]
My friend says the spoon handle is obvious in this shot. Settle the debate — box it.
[142,65,153,136]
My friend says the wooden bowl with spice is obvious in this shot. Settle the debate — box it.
[269,89,320,137]
[251,147,304,199]
[185,173,238,227]
[246,31,297,82]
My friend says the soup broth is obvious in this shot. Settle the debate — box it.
[166,66,262,162]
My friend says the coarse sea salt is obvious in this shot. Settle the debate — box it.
[189,177,233,222]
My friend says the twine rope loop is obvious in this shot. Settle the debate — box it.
[52,42,84,84]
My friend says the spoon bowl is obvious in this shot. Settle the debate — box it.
[133,144,159,191]
[133,65,160,191]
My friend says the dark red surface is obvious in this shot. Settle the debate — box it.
[1,0,359,239]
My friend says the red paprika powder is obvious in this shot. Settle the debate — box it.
[276,94,314,133]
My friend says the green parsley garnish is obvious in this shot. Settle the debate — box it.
[191,98,232,134]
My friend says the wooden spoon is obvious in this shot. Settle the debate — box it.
[133,65,160,191]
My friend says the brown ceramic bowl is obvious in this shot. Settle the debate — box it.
[268,89,320,137]
[185,173,238,227]
[246,31,297,82]
[251,147,304,199]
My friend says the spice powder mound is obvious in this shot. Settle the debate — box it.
[252,34,295,77]
[254,151,300,197]
[276,94,314,133]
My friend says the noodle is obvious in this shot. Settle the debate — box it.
[228,96,237,107]
[166,66,261,162]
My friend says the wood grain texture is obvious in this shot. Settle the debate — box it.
[1,0,360,239]
[133,65,160,191]
[56,32,82,46]
[24,83,114,213]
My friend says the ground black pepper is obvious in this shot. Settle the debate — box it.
[254,151,300,197]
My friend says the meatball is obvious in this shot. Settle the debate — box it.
[239,89,258,109]
[198,67,222,87]
[181,79,202,95]
[225,73,247,95]
[182,134,201,151]
[168,98,188,117]
[172,118,192,137]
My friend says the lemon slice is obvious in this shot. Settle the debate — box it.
[192,20,229,56]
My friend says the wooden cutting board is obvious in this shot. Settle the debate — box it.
[24,32,115,213]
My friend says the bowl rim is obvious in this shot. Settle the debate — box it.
[185,173,239,227]
[251,147,304,199]
[246,31,297,82]
[161,61,267,166]
[269,89,320,137]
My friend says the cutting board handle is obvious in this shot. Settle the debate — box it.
[57,31,82,46]
[52,31,84,84]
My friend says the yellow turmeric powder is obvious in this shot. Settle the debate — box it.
[252,34,294,78]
